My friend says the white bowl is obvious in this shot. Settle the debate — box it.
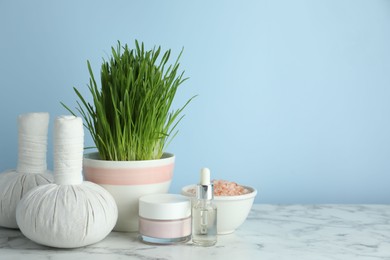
[181,184,257,235]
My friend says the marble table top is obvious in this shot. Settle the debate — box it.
[0,204,389,260]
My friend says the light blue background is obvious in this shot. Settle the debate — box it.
[1,0,389,203]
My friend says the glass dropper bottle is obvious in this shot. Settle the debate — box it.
[192,168,217,246]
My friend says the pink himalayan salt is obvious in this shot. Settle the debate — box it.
[188,180,251,196]
[213,180,250,196]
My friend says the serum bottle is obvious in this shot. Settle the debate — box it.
[192,168,217,246]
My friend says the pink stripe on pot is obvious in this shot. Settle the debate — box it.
[83,163,174,185]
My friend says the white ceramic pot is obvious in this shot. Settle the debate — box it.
[83,152,174,232]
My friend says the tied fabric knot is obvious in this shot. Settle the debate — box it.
[17,113,49,174]
[54,116,84,185]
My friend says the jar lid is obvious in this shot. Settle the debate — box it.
[139,194,191,220]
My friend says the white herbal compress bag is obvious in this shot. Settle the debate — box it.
[16,116,118,248]
[0,113,53,228]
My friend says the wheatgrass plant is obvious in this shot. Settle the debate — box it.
[62,41,194,161]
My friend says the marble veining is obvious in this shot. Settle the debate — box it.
[1,204,389,260]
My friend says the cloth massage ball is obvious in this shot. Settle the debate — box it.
[0,113,53,228]
[16,116,118,248]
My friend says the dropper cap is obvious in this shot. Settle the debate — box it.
[196,168,214,200]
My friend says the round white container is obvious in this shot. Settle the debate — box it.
[138,194,191,244]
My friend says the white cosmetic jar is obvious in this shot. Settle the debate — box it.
[138,194,191,244]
